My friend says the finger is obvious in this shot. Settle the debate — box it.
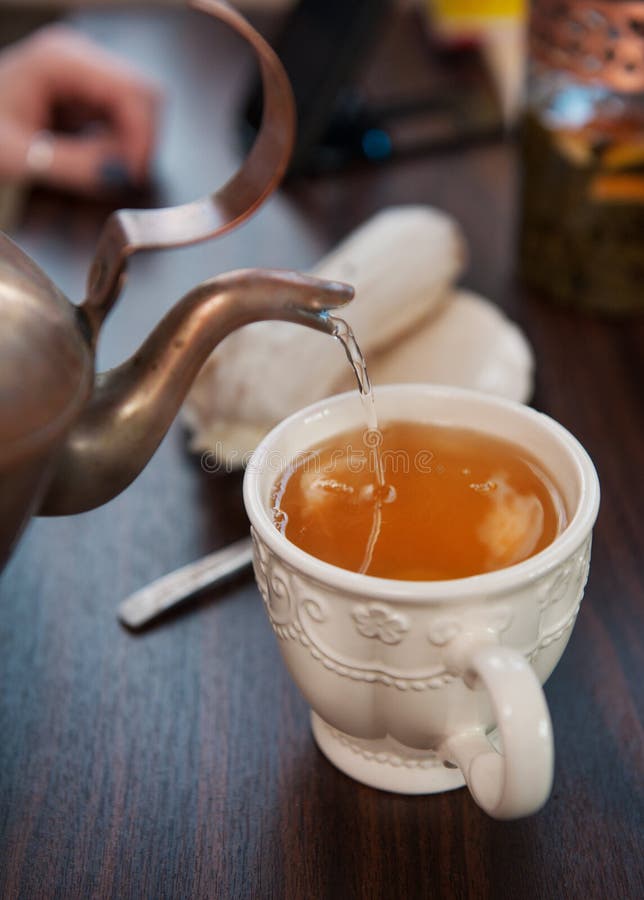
[34,26,159,100]
[0,124,30,181]
[40,133,125,194]
[107,88,160,182]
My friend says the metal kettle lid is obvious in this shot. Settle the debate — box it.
[0,233,92,466]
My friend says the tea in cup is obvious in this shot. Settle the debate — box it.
[243,385,600,819]
[271,420,566,581]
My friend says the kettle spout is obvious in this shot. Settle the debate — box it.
[40,269,353,515]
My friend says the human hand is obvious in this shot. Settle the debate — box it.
[0,25,161,194]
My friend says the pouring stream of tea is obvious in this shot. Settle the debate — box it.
[329,316,388,573]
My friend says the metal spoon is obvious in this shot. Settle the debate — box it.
[118,537,254,630]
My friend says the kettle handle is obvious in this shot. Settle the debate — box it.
[81,0,295,339]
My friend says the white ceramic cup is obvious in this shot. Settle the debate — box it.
[243,385,600,819]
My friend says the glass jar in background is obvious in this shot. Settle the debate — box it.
[519,0,644,314]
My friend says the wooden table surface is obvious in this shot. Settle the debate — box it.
[1,7,642,900]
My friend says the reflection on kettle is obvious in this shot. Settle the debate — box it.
[0,0,353,570]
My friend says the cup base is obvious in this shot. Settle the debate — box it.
[311,712,466,795]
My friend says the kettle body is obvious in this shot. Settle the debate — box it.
[0,0,352,571]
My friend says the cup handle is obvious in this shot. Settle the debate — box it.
[440,642,554,819]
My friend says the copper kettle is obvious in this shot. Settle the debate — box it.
[0,0,352,569]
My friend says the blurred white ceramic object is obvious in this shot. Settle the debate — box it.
[183,207,534,465]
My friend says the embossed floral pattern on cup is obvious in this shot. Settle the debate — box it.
[351,602,409,644]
